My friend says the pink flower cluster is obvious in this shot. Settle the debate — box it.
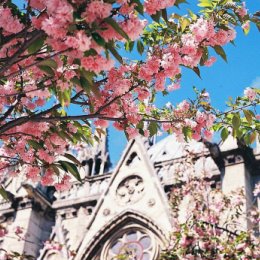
[137,16,236,95]
[120,14,147,41]
[0,0,253,190]
[0,227,7,238]
[65,31,91,52]
[54,175,72,191]
[41,169,55,186]
[81,55,114,74]
[44,240,63,251]
[0,7,24,34]
[144,0,176,15]
[167,176,260,260]
[244,87,257,101]
[82,1,112,24]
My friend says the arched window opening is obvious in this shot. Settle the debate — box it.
[101,227,159,260]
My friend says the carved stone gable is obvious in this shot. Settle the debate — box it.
[74,138,172,260]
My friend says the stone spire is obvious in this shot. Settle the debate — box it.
[77,130,111,177]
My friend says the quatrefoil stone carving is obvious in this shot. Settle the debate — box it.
[116,175,144,205]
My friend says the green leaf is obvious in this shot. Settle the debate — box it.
[27,140,43,150]
[180,18,190,32]
[125,41,135,52]
[38,65,55,76]
[151,10,162,23]
[80,76,90,93]
[182,126,192,141]
[0,185,9,201]
[63,153,81,165]
[243,110,253,124]
[92,32,106,46]
[137,40,144,55]
[148,121,159,136]
[38,59,58,69]
[132,0,144,15]
[58,160,82,182]
[62,88,71,106]
[71,76,81,87]
[232,114,241,130]
[200,48,209,66]
[28,36,45,54]
[187,9,197,20]
[104,17,130,40]
[219,0,228,5]
[106,43,123,64]
[50,165,60,176]
[192,67,201,78]
[198,0,212,8]
[57,131,73,142]
[221,127,229,142]
[162,8,168,22]
[175,0,188,8]
[213,45,227,62]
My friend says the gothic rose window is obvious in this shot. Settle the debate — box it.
[107,230,155,260]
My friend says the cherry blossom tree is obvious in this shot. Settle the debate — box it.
[0,0,259,193]
[0,2,260,259]
[159,160,260,260]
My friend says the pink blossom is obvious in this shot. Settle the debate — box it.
[190,17,215,42]
[238,2,248,18]
[81,55,114,74]
[206,113,216,128]
[144,0,176,15]
[82,1,112,23]
[14,226,23,235]
[113,122,124,131]
[41,169,55,186]
[67,123,77,133]
[55,175,72,191]
[37,149,55,164]
[41,17,67,39]
[44,240,63,251]
[0,227,7,237]
[94,119,109,128]
[162,123,172,131]
[244,87,256,101]
[120,14,147,41]
[242,21,250,32]
[66,31,91,52]
[25,166,41,182]
[196,111,206,124]
[29,0,45,10]
[204,129,213,141]
[177,100,190,111]
[0,7,24,34]
[168,82,180,91]
[126,127,139,139]
[204,57,217,67]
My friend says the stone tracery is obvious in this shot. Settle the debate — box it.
[116,176,145,205]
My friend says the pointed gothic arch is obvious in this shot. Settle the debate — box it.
[80,210,169,260]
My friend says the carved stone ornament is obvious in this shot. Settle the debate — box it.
[103,208,110,216]
[116,175,144,205]
[148,198,156,207]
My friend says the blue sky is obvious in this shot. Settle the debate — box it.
[12,0,260,165]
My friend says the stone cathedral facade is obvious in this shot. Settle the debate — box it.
[0,135,259,260]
